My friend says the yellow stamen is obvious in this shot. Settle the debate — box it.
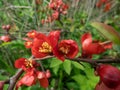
[59,46,70,54]
[25,59,33,67]
[39,42,52,53]
[26,41,32,46]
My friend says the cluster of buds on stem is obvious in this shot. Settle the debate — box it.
[0,24,11,42]
[41,0,68,24]
[96,0,111,12]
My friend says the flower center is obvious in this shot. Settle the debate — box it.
[39,42,52,53]
[59,46,70,54]
[26,41,32,46]
[25,59,33,68]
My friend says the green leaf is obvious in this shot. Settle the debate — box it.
[91,22,120,45]
[72,74,86,85]
[72,61,84,70]
[53,65,60,75]
[63,60,72,75]
[50,58,63,68]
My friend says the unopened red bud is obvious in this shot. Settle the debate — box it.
[46,70,51,78]
[96,64,120,88]
[6,25,11,31]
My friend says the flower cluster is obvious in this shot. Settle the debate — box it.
[95,64,120,90]
[0,24,11,42]
[24,30,79,61]
[15,58,51,90]
[41,0,68,24]
[15,30,113,89]
[96,0,111,12]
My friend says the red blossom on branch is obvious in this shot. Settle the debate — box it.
[81,32,112,58]
[14,57,50,90]
[53,39,79,61]
[32,31,60,58]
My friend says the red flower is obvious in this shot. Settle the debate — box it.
[53,40,79,61]
[104,2,111,12]
[81,32,112,58]
[25,40,33,48]
[96,64,120,89]
[32,31,60,58]
[14,58,38,71]
[37,71,50,88]
[0,35,11,42]
[48,30,60,47]
[16,69,51,90]
[16,70,36,90]
[27,30,38,38]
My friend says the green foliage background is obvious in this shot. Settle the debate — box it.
[0,0,120,90]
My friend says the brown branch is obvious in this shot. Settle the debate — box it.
[66,57,120,67]
[8,69,24,90]
[2,55,120,90]
[4,56,54,90]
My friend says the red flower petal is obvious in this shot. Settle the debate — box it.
[32,33,52,58]
[85,43,105,54]
[27,30,37,38]
[81,32,92,45]
[16,71,36,90]
[25,41,33,48]
[53,40,79,61]
[81,33,112,58]
[48,30,60,47]
[39,77,49,88]
[96,64,120,88]
[14,58,26,69]
[0,35,11,42]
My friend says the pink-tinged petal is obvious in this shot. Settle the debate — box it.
[16,71,36,90]
[0,81,4,90]
[96,64,120,88]
[48,30,60,47]
[81,32,92,45]
[85,43,105,54]
[39,77,49,88]
[45,70,51,78]
[37,71,45,79]
[101,41,113,49]
[0,35,11,42]
[14,58,26,69]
